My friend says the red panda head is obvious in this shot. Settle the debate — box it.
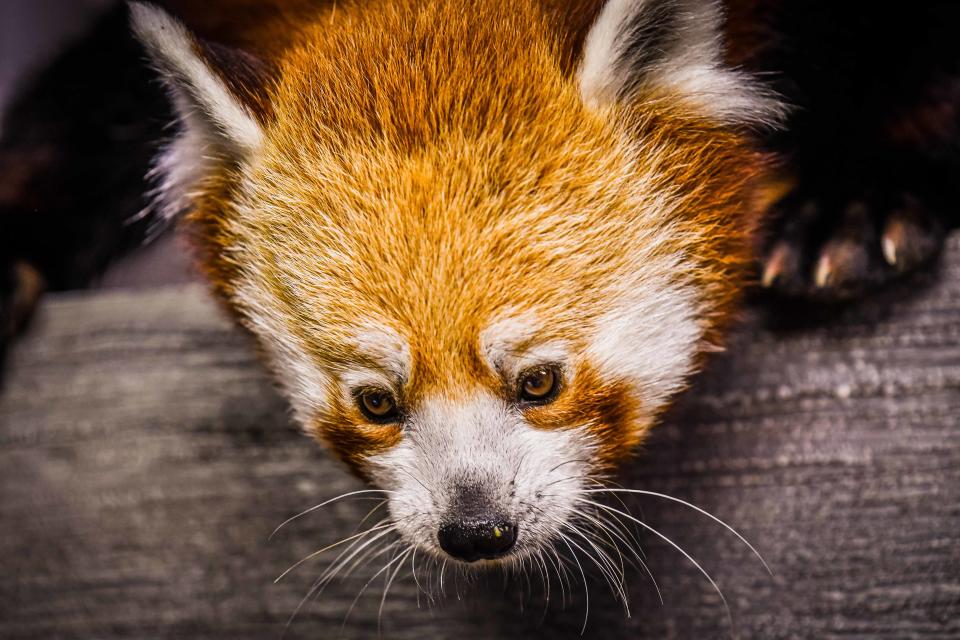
[132,0,779,565]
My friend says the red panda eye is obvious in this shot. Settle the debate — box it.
[518,365,561,404]
[356,388,400,423]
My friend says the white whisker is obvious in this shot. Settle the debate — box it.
[439,558,448,596]
[558,534,591,635]
[269,489,393,540]
[590,508,663,605]
[584,478,649,559]
[341,546,411,631]
[542,545,569,607]
[313,530,399,600]
[560,527,629,615]
[353,498,389,532]
[274,520,393,583]
[281,531,393,637]
[529,546,551,622]
[581,498,734,631]
[378,546,413,632]
[583,487,772,575]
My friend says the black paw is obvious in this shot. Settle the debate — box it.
[758,185,947,300]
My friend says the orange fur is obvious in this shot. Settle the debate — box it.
[159,0,768,470]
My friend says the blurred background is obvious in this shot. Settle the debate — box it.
[0,0,194,291]
[0,1,110,111]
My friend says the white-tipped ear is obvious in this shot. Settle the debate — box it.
[578,0,785,127]
[130,2,263,151]
[129,2,265,219]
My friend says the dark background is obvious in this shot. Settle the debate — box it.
[0,0,194,291]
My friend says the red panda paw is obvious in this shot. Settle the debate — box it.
[758,187,948,301]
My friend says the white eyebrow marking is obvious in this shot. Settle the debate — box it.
[480,311,572,379]
[350,324,411,382]
[333,324,411,406]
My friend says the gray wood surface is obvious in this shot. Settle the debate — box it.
[2,235,959,639]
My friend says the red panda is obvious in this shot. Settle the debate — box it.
[127,0,785,566]
[94,0,949,574]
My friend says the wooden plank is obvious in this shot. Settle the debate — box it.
[2,235,959,639]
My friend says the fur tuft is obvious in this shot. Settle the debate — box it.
[578,0,786,127]
[129,2,264,221]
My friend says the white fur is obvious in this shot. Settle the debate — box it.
[587,271,702,410]
[235,275,412,429]
[234,280,334,427]
[130,2,264,220]
[366,391,594,563]
[144,111,213,224]
[351,325,411,382]
[480,312,573,381]
[578,0,638,107]
[579,0,785,126]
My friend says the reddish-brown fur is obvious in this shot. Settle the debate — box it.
[159,0,769,471]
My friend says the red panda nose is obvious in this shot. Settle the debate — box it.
[437,518,516,562]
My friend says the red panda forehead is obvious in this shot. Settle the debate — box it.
[264,0,590,153]
[243,108,667,296]
[236,183,645,397]
[237,116,715,398]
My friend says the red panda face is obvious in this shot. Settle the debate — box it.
[230,121,708,563]
[132,0,778,566]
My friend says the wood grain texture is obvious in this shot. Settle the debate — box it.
[2,235,959,639]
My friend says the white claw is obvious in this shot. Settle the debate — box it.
[882,235,898,267]
[761,243,789,288]
[814,254,832,288]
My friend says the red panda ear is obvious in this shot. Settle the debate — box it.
[577,0,785,127]
[129,2,273,220]
[129,2,267,155]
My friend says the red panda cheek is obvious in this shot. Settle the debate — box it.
[524,365,647,470]
[311,411,403,477]
[580,381,649,469]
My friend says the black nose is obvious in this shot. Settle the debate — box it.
[437,518,517,562]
